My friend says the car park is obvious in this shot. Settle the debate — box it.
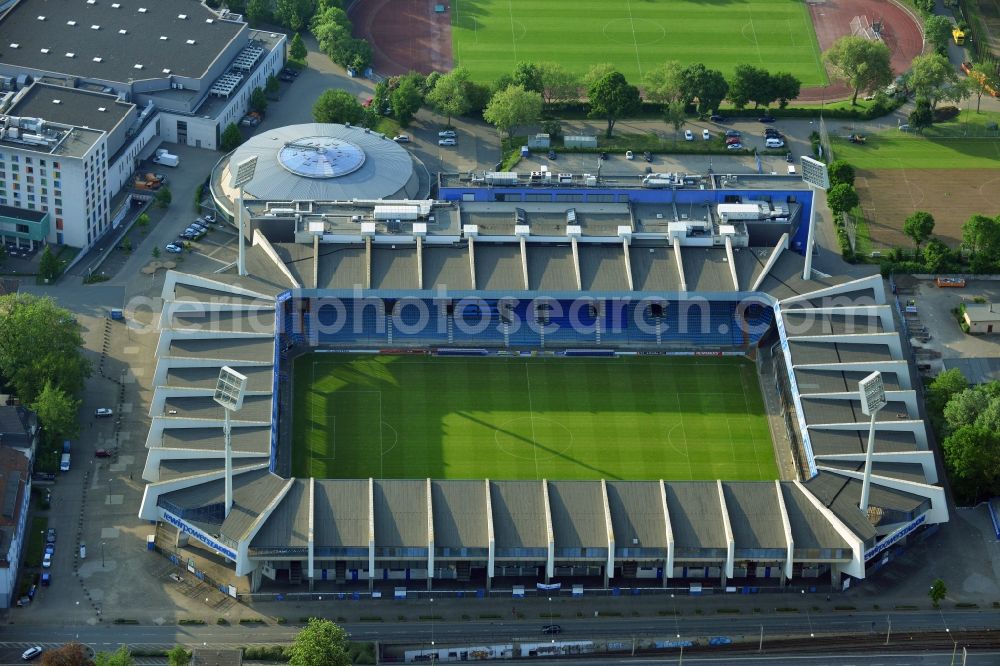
[758,115,776,123]
[438,129,457,138]
[46,528,56,543]
[21,647,43,661]
[702,129,711,140]
[438,138,457,146]
[684,129,694,141]
[625,150,634,160]
[541,624,562,635]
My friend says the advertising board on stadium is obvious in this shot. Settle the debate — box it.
[163,511,237,561]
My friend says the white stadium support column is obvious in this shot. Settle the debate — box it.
[774,481,794,585]
[542,479,555,582]
[485,479,495,591]
[717,481,735,584]
[426,478,434,591]
[660,480,674,587]
[600,480,614,588]
[368,477,376,592]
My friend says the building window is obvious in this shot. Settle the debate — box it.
[55,218,63,230]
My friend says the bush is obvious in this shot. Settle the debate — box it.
[933,106,961,122]
[243,645,288,661]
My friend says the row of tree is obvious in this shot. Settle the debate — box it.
[927,369,1000,504]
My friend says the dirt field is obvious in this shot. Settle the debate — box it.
[803,0,924,102]
[349,0,453,76]
[855,168,1000,248]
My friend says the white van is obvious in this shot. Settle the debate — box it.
[765,137,785,148]
[60,453,71,472]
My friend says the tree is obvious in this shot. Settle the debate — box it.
[770,72,801,109]
[511,62,544,94]
[250,87,268,114]
[643,61,685,104]
[944,388,991,430]
[220,123,243,152]
[942,425,1000,501]
[909,54,960,108]
[289,32,308,62]
[678,63,729,115]
[903,211,935,251]
[32,381,81,441]
[94,647,135,666]
[426,67,472,126]
[482,84,543,138]
[823,36,894,105]
[537,62,579,104]
[968,62,1000,113]
[962,214,1000,256]
[166,646,190,666]
[928,579,947,608]
[275,0,316,32]
[664,99,687,143]
[583,63,617,90]
[728,64,770,110]
[390,76,425,126]
[588,71,641,137]
[265,74,280,98]
[40,641,91,666]
[908,99,934,131]
[151,246,160,259]
[923,238,951,273]
[288,618,351,666]
[246,0,270,24]
[38,245,61,282]
[927,368,968,416]
[828,160,855,187]
[825,183,859,217]
[312,89,363,125]
[154,186,172,209]
[924,15,953,56]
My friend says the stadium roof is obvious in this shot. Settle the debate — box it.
[0,0,244,83]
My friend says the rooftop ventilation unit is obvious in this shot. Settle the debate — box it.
[162,68,171,74]
[67,20,76,26]
[98,107,106,112]
[138,7,147,13]
[9,43,18,49]
[93,56,102,62]
[118,28,127,34]
[159,36,167,40]
[133,63,143,70]
[40,48,49,54]
[186,39,196,45]
[178,14,187,19]
[91,24,100,30]
[111,2,120,7]
[52,99,61,104]
[37,15,45,21]
[206,18,214,23]
[65,52,74,58]
[87,0,96,4]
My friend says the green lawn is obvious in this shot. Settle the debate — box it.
[292,354,777,481]
[451,0,827,85]
[833,134,1000,169]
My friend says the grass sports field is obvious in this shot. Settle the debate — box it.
[833,135,1000,170]
[292,354,777,481]
[451,0,827,85]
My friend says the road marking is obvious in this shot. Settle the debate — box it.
[624,0,643,77]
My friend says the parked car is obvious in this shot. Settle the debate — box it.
[541,624,562,635]
[702,129,711,140]
[21,647,43,661]
[725,136,742,145]
[80,542,87,559]
[165,244,183,254]
[95,408,113,418]
[764,128,782,138]
[392,134,410,143]
[95,449,112,458]
[599,151,608,160]
[42,552,52,568]
[189,222,208,232]
[40,572,51,587]
[786,151,794,163]
[438,129,457,138]
[44,544,54,557]
[726,142,744,150]
[438,138,457,146]
[281,67,299,78]
[643,151,652,162]
[625,150,634,160]
[725,129,741,138]
[547,149,557,160]
[709,114,728,123]
[202,212,216,223]
[46,528,56,543]
[758,115,776,123]
[684,129,694,141]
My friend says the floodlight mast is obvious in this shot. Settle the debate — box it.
[213,366,248,517]
[799,156,830,280]
[230,156,258,277]
[858,371,887,513]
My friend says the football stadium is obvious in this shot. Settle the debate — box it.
[138,124,946,595]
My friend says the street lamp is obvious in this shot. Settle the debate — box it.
[430,597,435,664]
[230,155,258,277]
[214,366,248,517]
[101,541,106,568]
[858,372,887,513]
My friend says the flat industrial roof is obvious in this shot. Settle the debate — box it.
[0,0,245,83]
[8,82,133,133]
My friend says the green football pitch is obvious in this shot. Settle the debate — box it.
[292,354,778,481]
[451,0,827,85]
